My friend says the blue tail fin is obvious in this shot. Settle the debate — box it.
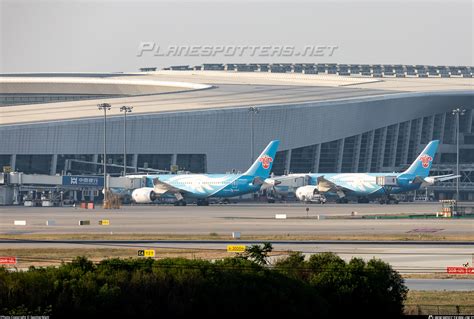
[244,140,280,178]
[403,140,439,177]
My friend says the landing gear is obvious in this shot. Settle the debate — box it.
[173,193,187,206]
[378,185,399,204]
[174,200,187,206]
[379,197,399,205]
[336,198,349,204]
[196,199,209,206]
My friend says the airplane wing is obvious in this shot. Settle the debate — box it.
[152,177,190,200]
[411,174,460,188]
[429,174,461,183]
[263,174,309,191]
[317,175,351,198]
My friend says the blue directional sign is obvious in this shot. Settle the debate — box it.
[62,176,104,187]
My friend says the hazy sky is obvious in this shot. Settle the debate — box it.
[1,0,473,73]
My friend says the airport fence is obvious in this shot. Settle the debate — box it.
[405,304,474,315]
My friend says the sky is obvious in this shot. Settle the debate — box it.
[1,0,473,73]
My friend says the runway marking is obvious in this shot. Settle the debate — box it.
[407,228,444,233]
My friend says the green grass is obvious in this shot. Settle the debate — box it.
[405,291,474,315]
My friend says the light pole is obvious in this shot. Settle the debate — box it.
[452,108,465,201]
[120,106,133,176]
[98,103,111,205]
[249,106,259,165]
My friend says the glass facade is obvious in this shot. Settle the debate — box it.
[57,154,95,175]
[290,145,317,173]
[16,155,52,174]
[0,155,11,168]
[137,154,172,171]
[341,136,356,173]
[176,154,206,173]
[271,150,287,176]
[358,132,369,172]
[319,141,339,173]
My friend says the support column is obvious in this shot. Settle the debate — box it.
[11,154,16,171]
[352,134,362,172]
[313,144,321,173]
[50,154,58,175]
[390,124,400,168]
[285,149,292,174]
[466,109,473,134]
[415,118,423,155]
[336,139,345,173]
[427,115,435,141]
[402,121,412,165]
[92,154,99,174]
[366,130,375,172]
[377,126,388,171]
[439,112,446,143]
[132,154,138,172]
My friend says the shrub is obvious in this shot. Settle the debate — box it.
[0,253,406,318]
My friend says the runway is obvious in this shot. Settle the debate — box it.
[1,202,472,236]
[405,279,474,291]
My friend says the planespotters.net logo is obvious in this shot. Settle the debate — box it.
[259,155,273,169]
[137,43,339,57]
[419,154,433,168]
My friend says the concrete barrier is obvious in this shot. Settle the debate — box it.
[78,220,90,226]
[14,220,26,226]
[275,214,287,219]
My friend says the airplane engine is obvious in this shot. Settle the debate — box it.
[422,177,436,185]
[295,185,319,201]
[131,187,157,203]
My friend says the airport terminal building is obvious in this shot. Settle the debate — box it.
[1,63,473,200]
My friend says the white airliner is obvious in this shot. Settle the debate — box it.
[269,140,459,204]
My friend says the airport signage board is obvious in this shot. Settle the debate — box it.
[62,176,104,187]
[227,245,246,253]
[0,257,17,265]
[138,250,155,257]
[446,267,474,274]
[99,219,110,226]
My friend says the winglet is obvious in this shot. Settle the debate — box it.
[402,140,439,177]
[244,140,280,178]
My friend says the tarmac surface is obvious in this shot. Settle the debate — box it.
[405,279,474,291]
[1,202,472,236]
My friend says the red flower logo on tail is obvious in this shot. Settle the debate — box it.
[259,155,273,169]
[419,154,432,168]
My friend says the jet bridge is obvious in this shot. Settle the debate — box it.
[0,172,144,206]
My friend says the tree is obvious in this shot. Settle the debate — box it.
[240,242,273,265]
[274,251,309,280]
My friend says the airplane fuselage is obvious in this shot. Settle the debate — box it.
[141,174,261,198]
[293,172,422,198]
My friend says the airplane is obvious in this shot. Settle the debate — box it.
[268,140,459,204]
[129,140,280,206]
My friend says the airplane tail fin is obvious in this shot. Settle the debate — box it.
[244,140,280,178]
[402,140,439,177]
